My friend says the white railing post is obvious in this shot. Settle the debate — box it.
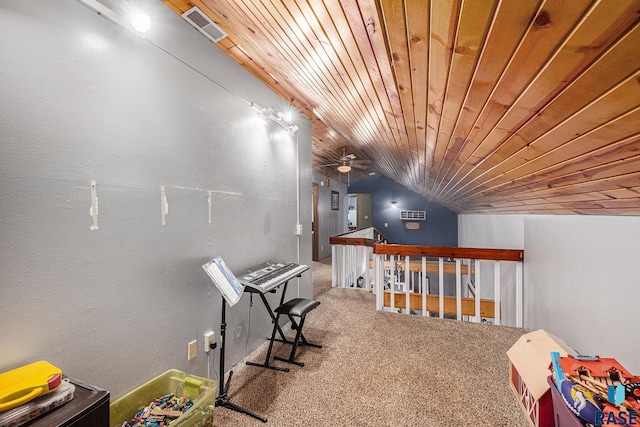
[364,247,370,290]
[464,259,471,321]
[331,245,337,287]
[405,256,411,314]
[494,261,501,325]
[516,262,523,327]
[339,245,345,287]
[439,257,444,319]
[474,260,481,323]
[390,255,395,311]
[351,245,357,286]
[374,254,383,310]
[456,259,462,321]
[338,245,343,287]
[421,256,427,317]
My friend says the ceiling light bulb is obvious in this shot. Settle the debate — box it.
[131,11,151,33]
[337,164,351,173]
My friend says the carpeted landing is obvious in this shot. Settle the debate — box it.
[211,258,529,426]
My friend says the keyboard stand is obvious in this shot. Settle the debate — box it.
[245,277,297,372]
[246,288,289,343]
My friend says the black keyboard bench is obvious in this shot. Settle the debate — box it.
[247,298,322,372]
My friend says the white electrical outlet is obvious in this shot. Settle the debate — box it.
[188,339,197,361]
[204,331,215,353]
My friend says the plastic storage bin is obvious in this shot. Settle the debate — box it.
[0,379,75,427]
[109,370,217,427]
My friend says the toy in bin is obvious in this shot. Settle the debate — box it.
[0,379,75,427]
[550,353,640,426]
[0,361,63,412]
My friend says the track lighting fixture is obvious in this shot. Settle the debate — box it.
[250,102,299,134]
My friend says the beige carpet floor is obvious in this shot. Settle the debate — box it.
[211,257,529,426]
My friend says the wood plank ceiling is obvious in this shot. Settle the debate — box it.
[163,0,640,215]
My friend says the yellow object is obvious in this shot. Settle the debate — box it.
[0,361,62,412]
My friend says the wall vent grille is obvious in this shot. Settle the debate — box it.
[182,6,227,43]
[400,210,426,220]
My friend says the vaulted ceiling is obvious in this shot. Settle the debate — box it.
[163,0,640,215]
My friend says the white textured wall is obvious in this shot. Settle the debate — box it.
[460,214,640,373]
[0,0,312,398]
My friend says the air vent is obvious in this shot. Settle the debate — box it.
[182,6,227,43]
[400,210,426,220]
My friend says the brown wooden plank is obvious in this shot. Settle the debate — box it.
[329,236,381,246]
[461,169,640,209]
[303,0,399,164]
[451,139,640,209]
[383,292,498,318]
[441,0,640,200]
[456,134,640,204]
[429,0,497,188]
[462,105,640,196]
[465,198,640,215]
[434,0,618,196]
[425,0,459,181]
[378,0,420,188]
[432,0,541,195]
[487,24,640,167]
[374,244,524,261]
[406,0,430,184]
[340,0,405,164]
[452,71,640,198]
[302,0,394,147]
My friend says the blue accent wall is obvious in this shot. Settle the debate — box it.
[348,176,458,246]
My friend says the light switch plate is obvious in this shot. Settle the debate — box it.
[188,340,197,361]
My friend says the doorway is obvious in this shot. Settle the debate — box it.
[347,193,373,230]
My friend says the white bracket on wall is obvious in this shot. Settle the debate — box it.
[160,185,168,226]
[89,180,99,231]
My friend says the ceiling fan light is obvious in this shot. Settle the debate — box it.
[337,164,351,173]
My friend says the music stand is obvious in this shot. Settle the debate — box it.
[202,257,267,423]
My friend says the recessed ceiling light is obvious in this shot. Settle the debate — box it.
[130,11,151,33]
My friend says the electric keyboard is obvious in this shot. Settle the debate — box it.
[239,261,308,293]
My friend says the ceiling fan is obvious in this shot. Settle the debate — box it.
[321,148,371,173]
